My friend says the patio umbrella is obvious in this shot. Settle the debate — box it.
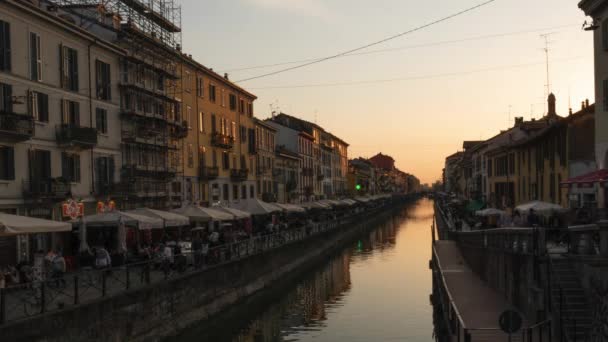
[172,205,234,222]
[0,213,72,236]
[77,211,163,230]
[127,208,189,228]
[230,198,282,215]
[214,206,251,219]
[515,201,568,215]
[274,203,306,213]
[475,208,506,217]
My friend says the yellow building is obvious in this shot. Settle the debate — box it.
[176,55,257,206]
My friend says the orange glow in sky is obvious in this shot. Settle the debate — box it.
[181,0,594,184]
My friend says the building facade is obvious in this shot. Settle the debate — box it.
[254,118,276,202]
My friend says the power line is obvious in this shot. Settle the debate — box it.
[249,56,585,90]
[236,0,498,83]
[222,24,577,73]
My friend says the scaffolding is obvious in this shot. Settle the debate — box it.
[46,0,185,208]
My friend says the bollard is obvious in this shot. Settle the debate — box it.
[598,220,608,258]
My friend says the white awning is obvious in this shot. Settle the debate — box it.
[172,205,234,221]
[78,211,164,230]
[515,201,568,215]
[230,199,282,215]
[0,213,72,236]
[214,206,251,219]
[274,203,306,213]
[127,208,189,227]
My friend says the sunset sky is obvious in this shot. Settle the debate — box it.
[180,0,594,184]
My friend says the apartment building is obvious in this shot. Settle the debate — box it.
[266,113,348,201]
[0,0,123,263]
[254,118,276,202]
[274,146,300,203]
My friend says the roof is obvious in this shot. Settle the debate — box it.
[463,141,484,150]
[370,153,395,161]
[254,118,277,131]
[269,113,348,146]
[562,168,608,186]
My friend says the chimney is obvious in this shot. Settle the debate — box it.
[224,73,229,80]
[586,99,590,108]
[569,108,573,115]
[547,93,556,117]
[514,117,524,127]
[582,101,585,110]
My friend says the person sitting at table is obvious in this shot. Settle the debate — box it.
[94,247,112,270]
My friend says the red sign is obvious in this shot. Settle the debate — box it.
[96,200,116,214]
[62,200,84,219]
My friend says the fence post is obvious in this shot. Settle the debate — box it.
[40,282,46,313]
[102,271,107,297]
[74,275,79,305]
[0,288,5,324]
[126,266,130,290]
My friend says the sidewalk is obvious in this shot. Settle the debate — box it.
[434,240,529,341]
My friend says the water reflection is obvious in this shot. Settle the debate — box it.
[182,199,435,342]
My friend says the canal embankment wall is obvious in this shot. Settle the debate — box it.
[1,198,414,342]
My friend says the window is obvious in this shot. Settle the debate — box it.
[222,151,230,170]
[223,184,229,201]
[184,71,191,92]
[0,20,10,72]
[603,20,608,51]
[0,83,12,112]
[0,146,15,180]
[196,77,203,97]
[61,152,81,182]
[186,106,192,129]
[209,84,216,102]
[198,112,205,133]
[239,99,244,113]
[240,126,246,144]
[508,153,515,175]
[61,99,80,126]
[221,89,225,107]
[30,150,51,181]
[96,108,108,134]
[187,143,194,168]
[233,185,238,200]
[95,156,115,189]
[157,74,164,91]
[229,93,237,111]
[95,60,111,100]
[31,91,49,122]
[60,45,79,91]
[247,103,253,117]
[30,33,41,81]
[250,185,254,198]
[231,121,236,138]
[241,185,247,199]
[487,158,492,177]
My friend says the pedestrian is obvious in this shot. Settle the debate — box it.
[192,235,203,268]
[51,251,67,287]
[95,247,112,270]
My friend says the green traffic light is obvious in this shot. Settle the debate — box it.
[356,184,361,191]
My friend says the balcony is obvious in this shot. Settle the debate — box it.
[211,133,235,149]
[0,112,34,142]
[122,164,176,179]
[230,168,248,182]
[114,181,168,198]
[56,124,98,149]
[170,121,189,139]
[23,178,70,201]
[199,166,219,180]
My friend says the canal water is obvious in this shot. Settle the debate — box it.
[179,198,435,342]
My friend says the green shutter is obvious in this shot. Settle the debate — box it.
[6,147,14,180]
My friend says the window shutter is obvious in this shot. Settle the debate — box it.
[75,154,81,182]
[6,147,14,180]
[604,79,608,111]
[30,33,37,81]
[60,45,65,88]
[108,157,115,184]
[95,60,101,98]
[43,151,51,179]
[74,101,80,125]
[72,49,79,91]
[603,20,608,51]
[61,152,68,180]
[61,99,67,124]
[0,21,11,71]
[40,93,48,122]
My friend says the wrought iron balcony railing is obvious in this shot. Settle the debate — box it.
[0,112,34,142]
[56,124,98,149]
[199,166,219,180]
[211,133,235,149]
[23,178,70,200]
[230,168,249,182]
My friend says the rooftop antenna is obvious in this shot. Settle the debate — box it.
[314,109,318,124]
[540,32,555,99]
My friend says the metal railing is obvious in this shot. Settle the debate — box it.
[0,205,384,325]
[56,124,98,148]
[451,228,545,256]
[0,112,34,141]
